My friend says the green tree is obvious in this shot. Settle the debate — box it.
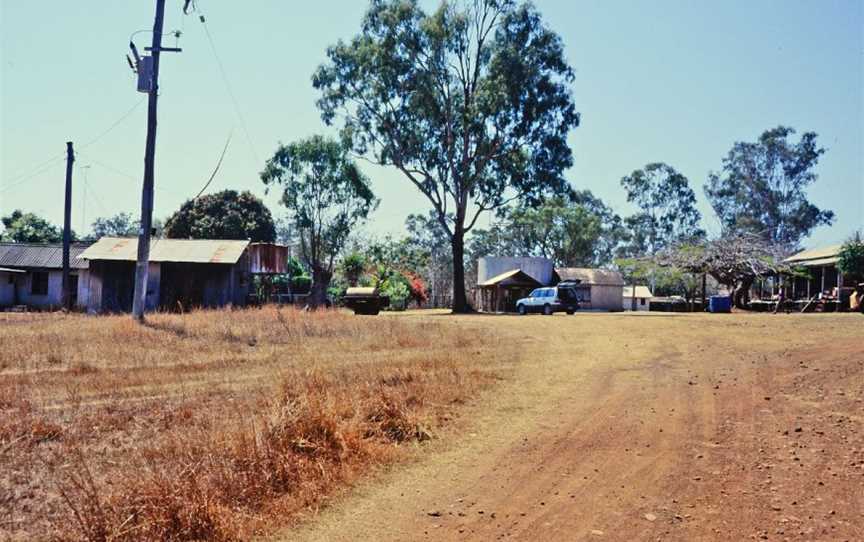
[656,233,790,309]
[569,190,628,265]
[468,195,622,268]
[1,210,69,243]
[837,231,864,283]
[705,126,834,252]
[314,0,580,312]
[261,136,378,307]
[89,212,139,239]
[340,251,368,287]
[404,211,454,304]
[507,198,603,266]
[163,190,276,242]
[620,163,704,256]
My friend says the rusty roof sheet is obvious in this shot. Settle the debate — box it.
[0,243,90,270]
[78,237,250,264]
[556,267,625,286]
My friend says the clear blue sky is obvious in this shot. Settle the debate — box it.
[1,1,862,248]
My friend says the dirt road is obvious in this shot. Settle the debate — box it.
[279,312,863,542]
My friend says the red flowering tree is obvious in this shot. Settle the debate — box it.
[404,272,428,308]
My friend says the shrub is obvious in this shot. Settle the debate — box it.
[290,275,312,294]
[838,231,864,282]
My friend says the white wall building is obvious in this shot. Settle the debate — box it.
[622,285,654,311]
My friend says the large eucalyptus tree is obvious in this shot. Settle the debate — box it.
[313,0,580,312]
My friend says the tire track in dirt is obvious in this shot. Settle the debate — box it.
[278,313,862,542]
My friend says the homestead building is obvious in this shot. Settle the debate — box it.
[77,237,289,313]
[475,256,625,313]
[0,242,91,310]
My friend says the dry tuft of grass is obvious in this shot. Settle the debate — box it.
[0,307,512,541]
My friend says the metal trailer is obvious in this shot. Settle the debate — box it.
[342,287,390,315]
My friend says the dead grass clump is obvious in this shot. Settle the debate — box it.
[1,307,511,541]
[53,361,489,541]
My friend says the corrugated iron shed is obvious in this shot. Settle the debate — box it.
[0,243,91,269]
[247,243,289,274]
[556,268,625,286]
[78,237,250,264]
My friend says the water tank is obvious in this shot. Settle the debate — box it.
[477,257,553,285]
[708,295,732,313]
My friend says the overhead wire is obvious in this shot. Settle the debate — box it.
[0,97,146,193]
[0,157,68,195]
[194,131,232,199]
[79,97,146,150]
[196,5,260,166]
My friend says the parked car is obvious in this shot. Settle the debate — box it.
[516,284,580,315]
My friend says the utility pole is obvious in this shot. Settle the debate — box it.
[62,142,74,311]
[132,0,178,321]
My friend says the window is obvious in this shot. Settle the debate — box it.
[640,298,646,306]
[529,289,541,298]
[31,271,49,296]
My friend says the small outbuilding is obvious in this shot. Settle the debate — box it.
[78,237,289,313]
[476,269,542,313]
[622,285,654,311]
[0,242,91,310]
[555,268,625,311]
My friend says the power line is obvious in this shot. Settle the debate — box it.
[198,12,260,166]
[0,156,66,194]
[0,97,146,193]
[194,130,232,199]
[79,97,146,149]
[77,151,186,197]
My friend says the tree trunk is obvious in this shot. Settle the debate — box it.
[310,268,332,309]
[732,276,754,310]
[450,229,472,313]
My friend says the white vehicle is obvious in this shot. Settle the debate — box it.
[516,283,580,315]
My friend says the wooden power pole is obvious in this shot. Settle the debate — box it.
[62,141,74,311]
[132,0,174,321]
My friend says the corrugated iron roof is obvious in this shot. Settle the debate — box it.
[793,256,839,267]
[556,268,625,286]
[248,243,289,274]
[78,237,250,264]
[784,244,842,263]
[623,285,654,299]
[0,243,90,270]
[478,269,542,287]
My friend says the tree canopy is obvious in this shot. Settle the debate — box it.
[89,213,140,239]
[468,192,626,268]
[654,233,791,309]
[163,190,276,242]
[704,126,834,252]
[1,210,69,243]
[837,232,864,283]
[313,0,580,312]
[620,162,704,256]
[261,135,378,306]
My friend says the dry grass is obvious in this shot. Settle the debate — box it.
[0,307,512,541]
